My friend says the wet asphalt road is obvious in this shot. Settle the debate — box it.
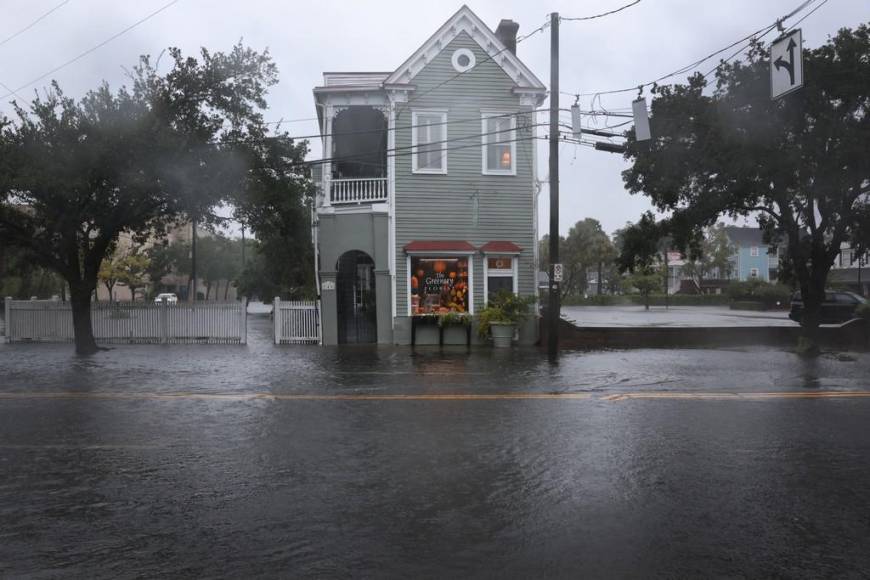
[2,317,870,578]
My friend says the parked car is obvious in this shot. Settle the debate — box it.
[789,290,866,324]
[154,293,178,305]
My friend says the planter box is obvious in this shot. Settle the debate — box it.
[490,322,516,348]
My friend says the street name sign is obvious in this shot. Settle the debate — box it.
[770,29,803,99]
[553,263,563,283]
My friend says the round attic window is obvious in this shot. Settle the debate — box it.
[451,48,475,73]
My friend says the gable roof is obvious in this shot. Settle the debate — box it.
[384,5,546,92]
[724,226,764,246]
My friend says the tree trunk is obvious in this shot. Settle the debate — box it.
[223,279,230,300]
[104,281,114,303]
[70,284,98,355]
[797,267,828,356]
[597,262,603,295]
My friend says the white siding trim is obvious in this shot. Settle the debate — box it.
[468,256,474,315]
[411,110,447,174]
[389,103,397,322]
[406,255,412,317]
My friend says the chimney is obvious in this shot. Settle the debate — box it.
[495,19,519,55]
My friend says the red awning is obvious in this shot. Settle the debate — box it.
[403,240,476,253]
[479,241,523,254]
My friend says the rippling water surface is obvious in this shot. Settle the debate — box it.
[2,317,869,577]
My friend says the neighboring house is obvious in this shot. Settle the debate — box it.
[312,6,546,345]
[829,241,868,296]
[723,226,780,282]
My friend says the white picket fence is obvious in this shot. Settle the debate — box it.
[273,299,321,344]
[4,299,246,344]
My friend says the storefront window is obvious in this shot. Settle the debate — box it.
[410,257,469,315]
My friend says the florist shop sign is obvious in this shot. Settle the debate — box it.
[410,257,469,315]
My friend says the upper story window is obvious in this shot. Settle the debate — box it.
[482,113,516,175]
[411,110,447,174]
[750,246,759,257]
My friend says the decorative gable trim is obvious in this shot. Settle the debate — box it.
[385,5,546,92]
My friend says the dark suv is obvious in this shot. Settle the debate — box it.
[789,291,867,324]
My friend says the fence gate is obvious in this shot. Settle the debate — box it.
[273,299,321,344]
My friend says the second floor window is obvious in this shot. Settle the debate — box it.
[412,111,447,174]
[482,113,516,175]
[750,246,759,257]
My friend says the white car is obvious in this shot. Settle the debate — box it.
[154,293,178,305]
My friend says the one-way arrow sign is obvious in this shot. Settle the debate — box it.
[771,29,803,99]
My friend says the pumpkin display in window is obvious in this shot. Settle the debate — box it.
[417,269,425,278]
[448,271,456,279]
[433,260,447,274]
[411,276,419,290]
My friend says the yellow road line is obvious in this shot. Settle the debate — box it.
[0,391,869,402]
[0,392,593,401]
[601,391,870,401]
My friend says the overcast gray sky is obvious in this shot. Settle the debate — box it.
[0,0,865,237]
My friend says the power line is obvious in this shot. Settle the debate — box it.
[0,0,71,49]
[262,117,319,125]
[302,135,543,168]
[561,0,643,22]
[561,0,817,99]
[787,0,831,31]
[300,123,546,166]
[0,0,181,101]
[265,109,547,142]
[0,80,26,102]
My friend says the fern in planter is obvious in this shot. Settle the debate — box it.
[437,312,471,328]
[477,291,535,339]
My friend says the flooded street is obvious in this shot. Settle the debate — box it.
[2,316,870,578]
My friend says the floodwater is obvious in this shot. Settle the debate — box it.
[562,305,797,327]
[1,317,870,577]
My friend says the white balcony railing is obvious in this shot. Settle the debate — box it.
[330,177,388,205]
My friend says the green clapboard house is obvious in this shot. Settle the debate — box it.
[312,5,546,345]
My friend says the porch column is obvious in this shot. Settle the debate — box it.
[322,104,333,208]
[375,269,393,344]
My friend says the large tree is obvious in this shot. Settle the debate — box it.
[540,219,616,298]
[623,26,870,347]
[616,212,667,309]
[680,224,736,286]
[230,131,313,299]
[0,44,281,353]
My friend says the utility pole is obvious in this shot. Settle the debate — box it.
[190,218,197,303]
[241,223,246,267]
[547,12,560,360]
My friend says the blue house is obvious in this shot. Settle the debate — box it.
[724,227,779,282]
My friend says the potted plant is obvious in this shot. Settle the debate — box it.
[477,290,534,348]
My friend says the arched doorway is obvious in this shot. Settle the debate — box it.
[336,250,377,344]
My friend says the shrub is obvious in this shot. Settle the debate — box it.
[726,280,791,307]
[477,291,535,338]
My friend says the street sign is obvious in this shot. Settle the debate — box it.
[771,29,803,99]
[552,263,563,283]
[632,97,651,141]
